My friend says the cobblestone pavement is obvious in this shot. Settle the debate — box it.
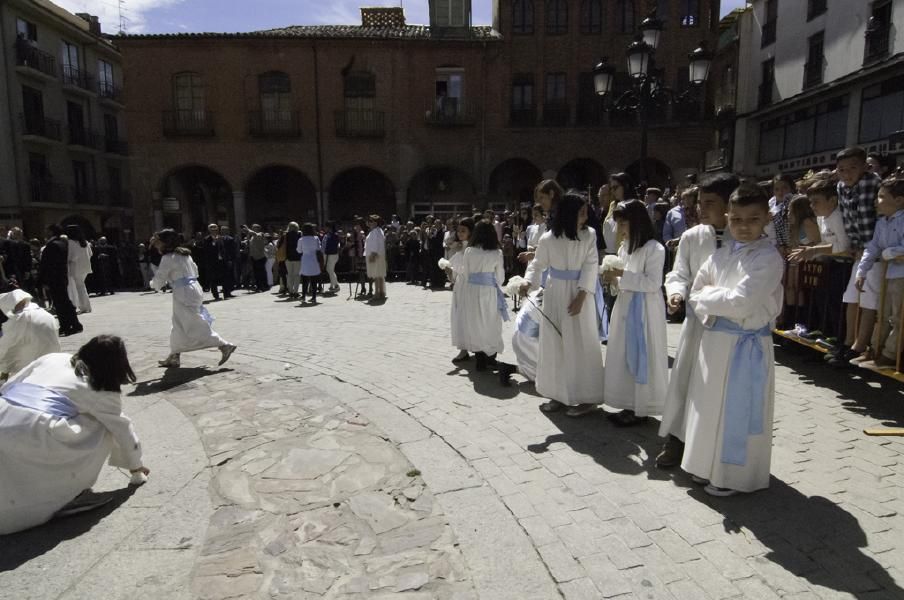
[4,282,904,599]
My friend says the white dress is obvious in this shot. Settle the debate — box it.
[365,227,387,279]
[681,238,784,493]
[603,240,668,417]
[451,247,505,355]
[526,223,547,249]
[659,224,732,440]
[525,229,604,406]
[0,290,60,377]
[0,353,142,534]
[151,252,228,354]
[512,289,543,381]
[67,240,93,313]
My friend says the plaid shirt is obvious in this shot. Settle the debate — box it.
[838,172,882,251]
[769,195,791,247]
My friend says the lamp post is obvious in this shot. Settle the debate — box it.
[593,12,712,187]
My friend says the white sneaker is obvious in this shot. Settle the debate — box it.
[704,484,740,497]
[218,344,237,366]
[158,354,180,368]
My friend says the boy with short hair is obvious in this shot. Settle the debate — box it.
[681,183,784,496]
[788,170,851,262]
[827,147,883,366]
[854,173,904,367]
[656,173,739,468]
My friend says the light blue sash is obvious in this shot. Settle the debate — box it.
[2,382,78,418]
[548,268,608,341]
[516,311,540,338]
[625,292,648,384]
[467,272,510,322]
[172,276,197,289]
[709,317,772,466]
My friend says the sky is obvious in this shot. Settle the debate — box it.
[52,0,749,35]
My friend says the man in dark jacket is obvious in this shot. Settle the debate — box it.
[202,223,227,300]
[40,224,82,335]
[219,226,237,298]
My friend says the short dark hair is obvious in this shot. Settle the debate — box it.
[72,335,136,393]
[154,228,191,256]
[551,193,586,241]
[469,221,499,250]
[47,224,63,237]
[836,146,867,162]
[301,223,316,236]
[457,217,475,241]
[772,173,797,191]
[797,170,838,198]
[869,152,898,172]
[613,200,657,254]
[729,181,770,211]
[880,170,904,197]
[698,173,740,203]
[609,172,635,199]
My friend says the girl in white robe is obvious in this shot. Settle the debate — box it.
[150,230,236,369]
[603,200,668,425]
[451,221,506,371]
[365,216,387,300]
[65,225,93,314]
[450,218,475,362]
[681,188,784,496]
[523,194,604,416]
[0,336,147,534]
[0,289,60,379]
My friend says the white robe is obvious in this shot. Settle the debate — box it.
[0,304,60,377]
[681,238,784,493]
[451,248,505,355]
[67,240,93,313]
[151,253,228,354]
[659,224,732,440]
[364,228,387,279]
[0,353,142,534]
[525,229,604,406]
[603,240,668,416]
[511,290,543,381]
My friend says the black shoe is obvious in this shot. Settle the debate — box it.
[498,363,517,386]
[824,344,849,361]
[452,351,470,363]
[827,348,861,368]
[655,435,685,469]
[475,352,488,372]
[70,324,84,335]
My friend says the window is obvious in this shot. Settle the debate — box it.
[16,17,37,42]
[61,40,79,69]
[865,1,892,63]
[680,0,699,26]
[72,160,90,201]
[807,0,827,20]
[758,95,849,163]
[860,75,904,142]
[259,71,291,116]
[546,0,568,34]
[511,74,535,125]
[759,119,784,163]
[67,101,86,145]
[435,69,465,118]
[783,108,816,158]
[577,72,602,125]
[173,72,205,112]
[580,0,602,34]
[433,0,467,27]
[759,58,774,108]
[814,96,848,151]
[108,165,122,196]
[98,60,113,88]
[512,0,534,34]
[657,0,670,24]
[103,113,118,140]
[804,32,824,89]
[616,0,635,33]
[22,86,44,124]
[762,0,777,47]
[545,73,566,103]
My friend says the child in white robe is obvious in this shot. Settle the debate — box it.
[522,193,604,416]
[682,183,784,496]
[365,215,388,301]
[602,200,668,426]
[150,229,236,369]
[656,174,738,468]
[0,289,61,379]
[450,218,476,362]
[451,220,507,371]
[0,336,147,534]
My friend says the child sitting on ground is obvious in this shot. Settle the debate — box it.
[0,289,61,379]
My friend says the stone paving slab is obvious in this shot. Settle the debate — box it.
[5,283,904,599]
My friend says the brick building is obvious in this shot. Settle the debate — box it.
[116,0,720,238]
[0,0,131,240]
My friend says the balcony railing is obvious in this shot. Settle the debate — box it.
[542,102,570,126]
[425,98,479,127]
[576,104,604,126]
[104,137,129,155]
[68,126,102,149]
[865,28,890,63]
[163,110,215,136]
[14,43,56,78]
[20,113,62,140]
[98,81,124,103]
[335,109,385,138]
[803,61,823,89]
[61,65,93,92]
[705,148,729,171]
[71,185,98,204]
[28,178,66,203]
[248,110,300,137]
[509,107,536,127]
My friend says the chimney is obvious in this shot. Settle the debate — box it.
[360,7,406,28]
[75,13,102,35]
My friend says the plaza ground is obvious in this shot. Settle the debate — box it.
[2,282,904,599]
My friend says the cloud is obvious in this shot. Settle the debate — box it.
[50,0,186,33]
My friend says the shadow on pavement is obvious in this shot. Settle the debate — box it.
[447,365,521,400]
[0,486,137,572]
[774,344,904,426]
[129,366,231,396]
[687,478,904,597]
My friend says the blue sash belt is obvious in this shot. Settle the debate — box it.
[626,292,648,384]
[467,272,510,322]
[516,311,540,338]
[172,277,214,324]
[547,268,608,341]
[2,382,78,418]
[710,317,771,466]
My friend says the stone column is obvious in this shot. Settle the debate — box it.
[233,191,247,230]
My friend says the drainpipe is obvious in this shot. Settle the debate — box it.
[312,43,326,223]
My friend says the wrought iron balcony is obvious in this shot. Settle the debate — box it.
[104,137,129,155]
[61,65,94,92]
[509,107,537,127]
[68,126,102,149]
[335,109,385,138]
[71,185,98,204]
[542,102,570,127]
[425,98,479,127]
[98,81,124,103]
[20,113,62,140]
[14,43,56,78]
[163,110,215,136]
[865,27,890,63]
[28,178,65,203]
[249,110,301,137]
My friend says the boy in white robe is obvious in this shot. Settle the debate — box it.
[0,289,61,379]
[656,174,738,468]
[681,183,784,496]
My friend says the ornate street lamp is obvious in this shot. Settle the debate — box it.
[593,10,711,186]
